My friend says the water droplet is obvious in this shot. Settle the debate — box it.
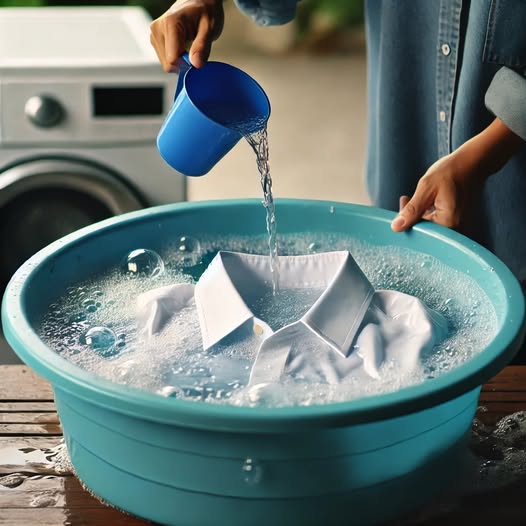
[307,242,320,254]
[182,386,205,400]
[157,385,183,398]
[82,299,98,313]
[80,327,117,357]
[178,235,200,253]
[69,312,86,323]
[122,249,164,278]
[242,458,262,485]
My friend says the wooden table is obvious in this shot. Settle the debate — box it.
[1,365,526,525]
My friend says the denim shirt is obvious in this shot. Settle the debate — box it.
[235,1,526,280]
[364,0,526,281]
[234,0,300,26]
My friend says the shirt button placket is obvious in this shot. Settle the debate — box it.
[436,0,462,157]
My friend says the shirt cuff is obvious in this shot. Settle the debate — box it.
[485,67,526,141]
[234,0,299,26]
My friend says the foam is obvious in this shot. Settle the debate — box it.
[37,233,498,407]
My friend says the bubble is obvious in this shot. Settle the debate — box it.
[181,386,206,400]
[82,299,98,313]
[242,458,263,485]
[80,327,117,358]
[69,312,86,323]
[157,385,183,398]
[122,249,164,278]
[175,236,201,265]
[307,242,320,254]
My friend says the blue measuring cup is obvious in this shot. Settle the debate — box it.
[157,54,271,177]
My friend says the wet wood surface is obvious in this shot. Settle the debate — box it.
[1,365,526,525]
[0,366,150,526]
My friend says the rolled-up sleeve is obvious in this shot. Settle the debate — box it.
[234,0,300,26]
[485,67,526,141]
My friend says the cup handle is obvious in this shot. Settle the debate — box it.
[174,52,192,101]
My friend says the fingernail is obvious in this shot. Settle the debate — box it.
[391,216,406,230]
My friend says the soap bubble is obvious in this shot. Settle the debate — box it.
[116,333,127,348]
[175,236,201,265]
[68,312,87,323]
[157,385,184,398]
[122,249,164,278]
[80,326,117,358]
[307,242,320,254]
[177,235,200,253]
[82,298,99,313]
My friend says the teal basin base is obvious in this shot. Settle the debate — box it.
[67,433,469,526]
[58,386,479,526]
[2,199,525,525]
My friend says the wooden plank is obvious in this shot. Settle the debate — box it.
[0,366,53,401]
[0,423,62,436]
[0,437,62,449]
[0,476,109,508]
[0,508,150,525]
[479,391,526,402]
[0,413,60,425]
[1,402,56,412]
[481,365,526,391]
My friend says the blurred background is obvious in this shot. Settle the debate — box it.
[0,0,368,203]
[0,0,367,362]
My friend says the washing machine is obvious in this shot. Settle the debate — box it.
[0,6,185,362]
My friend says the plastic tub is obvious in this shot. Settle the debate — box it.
[2,199,525,526]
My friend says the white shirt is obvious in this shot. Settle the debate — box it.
[137,251,448,386]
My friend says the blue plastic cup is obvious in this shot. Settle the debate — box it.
[157,54,271,177]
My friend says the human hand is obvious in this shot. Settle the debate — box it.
[150,0,224,71]
[391,118,524,233]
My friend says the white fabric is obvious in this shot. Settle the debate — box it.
[137,251,448,385]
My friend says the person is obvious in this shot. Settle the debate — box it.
[150,0,526,355]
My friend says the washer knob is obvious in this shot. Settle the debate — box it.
[25,95,64,128]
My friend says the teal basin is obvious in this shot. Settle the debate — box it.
[2,199,525,525]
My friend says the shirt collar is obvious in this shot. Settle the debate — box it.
[194,251,374,356]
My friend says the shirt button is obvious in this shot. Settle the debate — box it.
[441,43,451,56]
[439,111,447,122]
[253,323,264,336]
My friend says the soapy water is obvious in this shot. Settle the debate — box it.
[37,232,499,407]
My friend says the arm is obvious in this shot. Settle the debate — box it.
[392,67,526,233]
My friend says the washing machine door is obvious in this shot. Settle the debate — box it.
[0,158,144,292]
